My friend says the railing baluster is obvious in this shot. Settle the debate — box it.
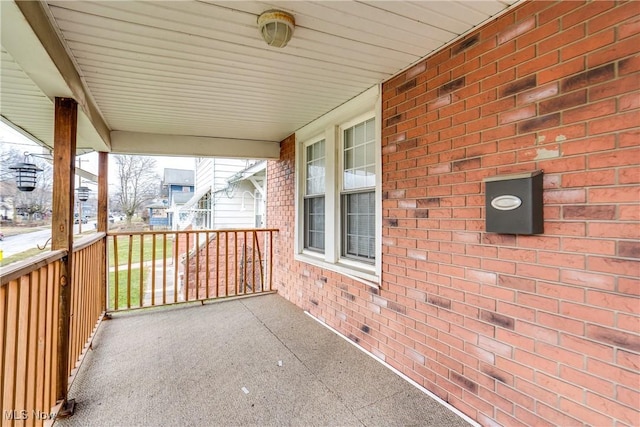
[15,276,29,416]
[0,283,6,415]
[113,235,119,311]
[205,231,210,300]
[139,234,144,308]
[127,234,133,309]
[35,266,47,419]
[269,231,273,291]
[225,232,229,297]
[174,232,179,304]
[254,232,261,294]
[44,262,56,415]
[234,231,239,296]
[162,233,167,306]
[215,231,220,298]
[195,232,200,301]
[185,232,190,302]
[3,278,18,421]
[243,231,247,295]
[73,253,79,368]
[152,234,156,307]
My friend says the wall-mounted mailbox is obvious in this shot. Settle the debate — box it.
[484,170,543,235]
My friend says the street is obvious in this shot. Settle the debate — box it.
[1,221,96,258]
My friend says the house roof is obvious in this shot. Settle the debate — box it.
[163,168,195,186]
[227,160,266,184]
[1,0,520,158]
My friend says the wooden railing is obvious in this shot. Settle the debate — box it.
[0,228,277,425]
[0,233,106,426]
[1,251,64,426]
[68,235,106,384]
[107,229,277,312]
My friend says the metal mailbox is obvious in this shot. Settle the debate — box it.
[484,170,543,235]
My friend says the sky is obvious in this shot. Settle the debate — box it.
[0,121,41,153]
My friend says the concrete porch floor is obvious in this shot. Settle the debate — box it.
[56,294,472,427]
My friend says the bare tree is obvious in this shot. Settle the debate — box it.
[1,148,53,223]
[114,155,159,224]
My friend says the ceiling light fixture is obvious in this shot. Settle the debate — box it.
[257,10,295,48]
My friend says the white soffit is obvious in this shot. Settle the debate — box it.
[1,0,109,153]
[3,0,520,157]
[110,131,281,160]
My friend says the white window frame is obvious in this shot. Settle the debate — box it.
[339,114,377,263]
[303,135,327,253]
[294,86,382,287]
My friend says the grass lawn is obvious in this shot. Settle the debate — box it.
[0,247,48,267]
[108,234,174,267]
[108,268,143,310]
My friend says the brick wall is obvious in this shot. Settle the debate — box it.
[267,2,639,426]
[181,231,271,300]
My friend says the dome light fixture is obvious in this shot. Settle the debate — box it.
[257,10,295,48]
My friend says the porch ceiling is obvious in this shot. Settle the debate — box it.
[1,0,519,158]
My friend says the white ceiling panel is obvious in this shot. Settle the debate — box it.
[1,48,55,149]
[1,0,520,157]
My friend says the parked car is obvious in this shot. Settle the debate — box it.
[0,231,4,241]
[74,216,88,224]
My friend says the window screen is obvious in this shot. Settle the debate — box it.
[304,139,325,252]
[342,118,375,262]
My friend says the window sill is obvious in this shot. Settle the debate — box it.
[294,252,380,289]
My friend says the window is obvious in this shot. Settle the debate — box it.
[295,86,381,284]
[342,118,376,262]
[304,139,325,252]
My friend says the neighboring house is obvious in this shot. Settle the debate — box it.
[177,159,265,230]
[0,181,15,220]
[159,168,194,228]
[147,200,169,228]
[161,168,195,198]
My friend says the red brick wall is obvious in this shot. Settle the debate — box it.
[183,231,270,299]
[268,2,639,426]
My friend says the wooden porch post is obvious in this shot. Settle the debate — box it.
[98,152,108,311]
[52,97,77,415]
[97,152,108,233]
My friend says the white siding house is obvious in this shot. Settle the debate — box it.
[176,159,265,230]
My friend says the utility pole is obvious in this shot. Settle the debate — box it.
[77,157,83,234]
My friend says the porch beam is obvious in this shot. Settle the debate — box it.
[12,0,111,150]
[51,97,77,412]
[110,131,281,160]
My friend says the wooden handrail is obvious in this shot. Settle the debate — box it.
[0,249,67,286]
[107,228,279,236]
[72,232,106,252]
